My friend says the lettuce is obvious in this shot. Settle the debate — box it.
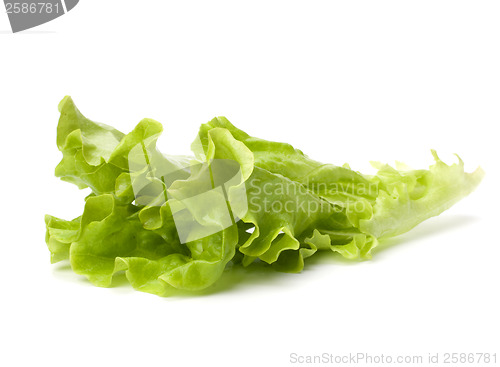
[45,97,484,296]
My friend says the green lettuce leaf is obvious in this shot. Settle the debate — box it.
[45,98,484,296]
[194,119,484,259]
[55,96,187,198]
[358,151,485,239]
[68,194,238,294]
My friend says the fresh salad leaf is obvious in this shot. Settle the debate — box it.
[45,97,484,296]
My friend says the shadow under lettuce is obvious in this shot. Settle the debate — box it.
[51,214,479,298]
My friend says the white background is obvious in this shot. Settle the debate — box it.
[1,1,499,366]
